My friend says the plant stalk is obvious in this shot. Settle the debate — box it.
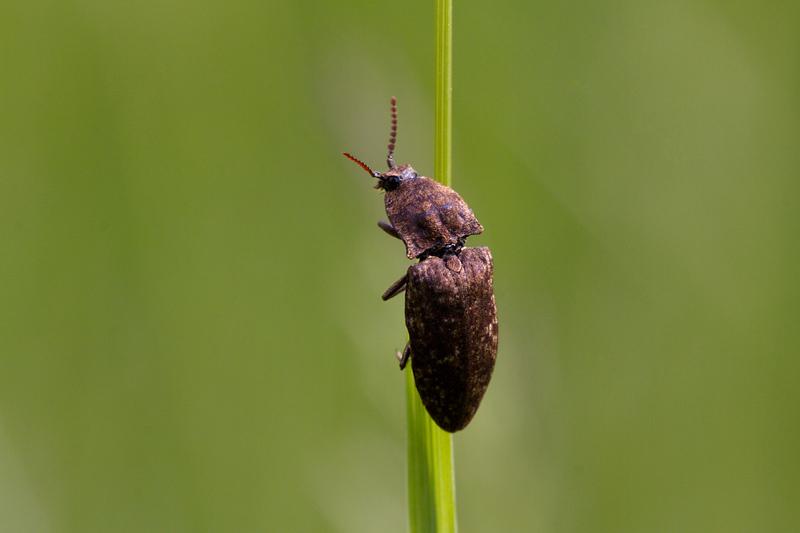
[406,0,456,531]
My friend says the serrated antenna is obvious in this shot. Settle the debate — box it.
[387,97,397,169]
[343,152,381,178]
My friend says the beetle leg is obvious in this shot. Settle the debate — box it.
[397,343,411,370]
[382,273,407,301]
[378,220,402,240]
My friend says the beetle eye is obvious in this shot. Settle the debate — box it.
[381,175,401,191]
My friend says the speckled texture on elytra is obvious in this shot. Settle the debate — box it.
[405,247,498,432]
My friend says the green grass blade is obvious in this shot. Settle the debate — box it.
[406,0,456,532]
[434,0,453,188]
[406,368,457,533]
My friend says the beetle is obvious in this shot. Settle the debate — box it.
[343,97,483,259]
[344,97,498,432]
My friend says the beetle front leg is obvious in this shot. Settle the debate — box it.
[378,220,402,240]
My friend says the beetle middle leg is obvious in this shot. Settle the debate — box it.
[378,220,407,299]
[382,272,407,301]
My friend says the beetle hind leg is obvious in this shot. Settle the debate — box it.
[397,343,411,370]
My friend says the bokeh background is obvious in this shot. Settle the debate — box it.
[2,1,798,531]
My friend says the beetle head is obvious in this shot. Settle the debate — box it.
[342,153,418,191]
[378,164,418,191]
[343,97,418,191]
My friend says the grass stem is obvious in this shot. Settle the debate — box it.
[406,0,457,531]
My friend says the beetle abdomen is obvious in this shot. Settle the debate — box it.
[405,246,498,432]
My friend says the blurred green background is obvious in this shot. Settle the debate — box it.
[1,1,798,531]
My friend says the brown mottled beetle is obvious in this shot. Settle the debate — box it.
[343,97,483,259]
[344,98,498,432]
